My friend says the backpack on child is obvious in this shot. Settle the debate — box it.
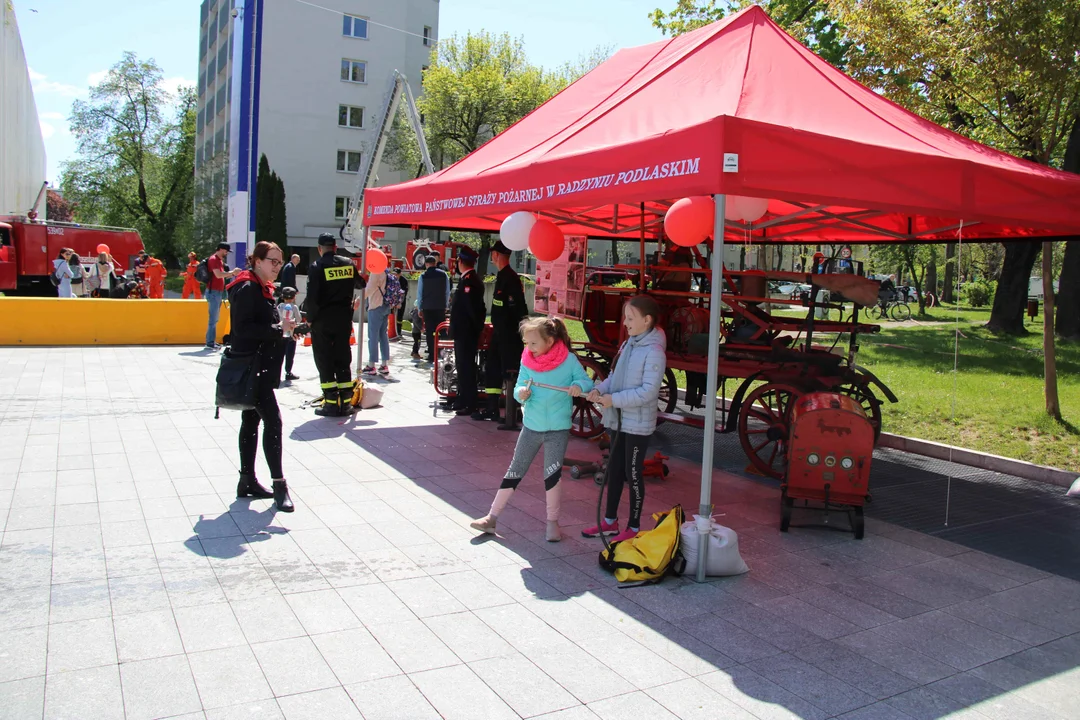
[194,257,211,284]
[382,271,405,308]
[599,505,686,586]
[49,261,63,287]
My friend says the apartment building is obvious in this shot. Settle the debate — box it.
[194,0,439,265]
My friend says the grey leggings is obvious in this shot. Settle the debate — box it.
[501,427,569,491]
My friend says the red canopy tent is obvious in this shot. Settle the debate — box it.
[364,5,1080,243]
[362,5,1080,581]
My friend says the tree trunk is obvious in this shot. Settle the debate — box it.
[925,247,938,298]
[1057,241,1080,340]
[1043,242,1061,420]
[1053,116,1080,339]
[477,233,492,276]
[610,237,619,265]
[943,242,957,303]
[905,258,925,315]
[987,241,1040,334]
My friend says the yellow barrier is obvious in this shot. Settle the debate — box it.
[0,298,232,346]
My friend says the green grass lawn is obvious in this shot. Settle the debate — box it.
[564,309,1080,471]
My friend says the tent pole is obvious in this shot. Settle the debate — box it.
[697,194,726,582]
[355,227,368,376]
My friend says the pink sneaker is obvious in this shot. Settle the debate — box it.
[581,519,619,538]
[609,528,639,544]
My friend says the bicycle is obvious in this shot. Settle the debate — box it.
[869,298,911,321]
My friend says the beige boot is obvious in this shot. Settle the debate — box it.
[470,515,498,534]
[546,520,562,542]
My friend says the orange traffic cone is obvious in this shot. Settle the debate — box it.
[303,335,312,347]
[388,314,398,341]
[349,327,356,345]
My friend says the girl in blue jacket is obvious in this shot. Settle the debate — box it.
[470,316,593,542]
[583,295,667,544]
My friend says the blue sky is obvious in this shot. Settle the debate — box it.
[17,0,667,183]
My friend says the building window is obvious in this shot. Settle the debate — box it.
[207,57,216,80]
[423,26,432,46]
[343,15,368,39]
[340,59,366,84]
[206,96,215,118]
[197,109,205,133]
[198,71,206,96]
[338,105,364,128]
[335,196,351,219]
[218,7,229,33]
[200,34,208,59]
[218,44,228,74]
[201,0,209,24]
[337,150,362,173]
[216,85,227,114]
[208,26,217,48]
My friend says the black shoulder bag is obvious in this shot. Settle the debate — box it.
[215,347,261,413]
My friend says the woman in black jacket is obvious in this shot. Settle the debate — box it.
[227,241,301,512]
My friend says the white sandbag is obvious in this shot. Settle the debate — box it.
[1068,477,1080,498]
[679,516,749,577]
[359,385,384,409]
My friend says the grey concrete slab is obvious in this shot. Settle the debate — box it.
[44,665,124,720]
[470,652,579,717]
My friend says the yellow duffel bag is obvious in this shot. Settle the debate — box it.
[599,505,686,586]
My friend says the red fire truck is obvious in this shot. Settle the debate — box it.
[0,215,144,295]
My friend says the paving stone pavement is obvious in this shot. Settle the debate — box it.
[1,340,1078,719]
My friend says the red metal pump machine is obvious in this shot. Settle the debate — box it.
[782,392,875,539]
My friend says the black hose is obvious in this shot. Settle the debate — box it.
[597,408,622,556]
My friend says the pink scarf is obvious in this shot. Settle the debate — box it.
[521,340,569,373]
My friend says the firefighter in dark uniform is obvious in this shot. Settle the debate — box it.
[473,241,527,429]
[305,233,363,416]
[449,247,486,415]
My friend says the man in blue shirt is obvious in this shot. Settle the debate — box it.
[415,254,451,362]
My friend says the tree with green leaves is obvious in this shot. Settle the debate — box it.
[269,172,287,247]
[255,155,273,242]
[61,52,196,267]
[382,32,570,273]
[254,154,288,250]
[825,0,1080,336]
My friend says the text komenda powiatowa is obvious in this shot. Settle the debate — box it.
[369,157,701,218]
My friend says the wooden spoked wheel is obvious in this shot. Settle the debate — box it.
[656,368,678,421]
[835,382,883,440]
[738,382,803,479]
[571,358,608,438]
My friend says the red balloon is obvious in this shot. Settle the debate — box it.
[366,249,388,273]
[664,196,715,247]
[529,219,565,262]
[96,243,110,255]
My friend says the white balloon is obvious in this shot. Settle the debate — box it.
[723,196,742,221]
[500,211,536,251]
[737,197,769,223]
[721,196,770,223]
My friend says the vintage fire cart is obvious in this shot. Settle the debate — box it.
[431,241,896,481]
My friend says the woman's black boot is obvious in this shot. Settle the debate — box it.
[237,473,274,499]
[272,480,294,512]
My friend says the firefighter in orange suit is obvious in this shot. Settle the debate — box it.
[141,253,166,299]
[180,252,202,299]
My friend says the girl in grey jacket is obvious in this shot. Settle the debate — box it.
[583,295,667,543]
